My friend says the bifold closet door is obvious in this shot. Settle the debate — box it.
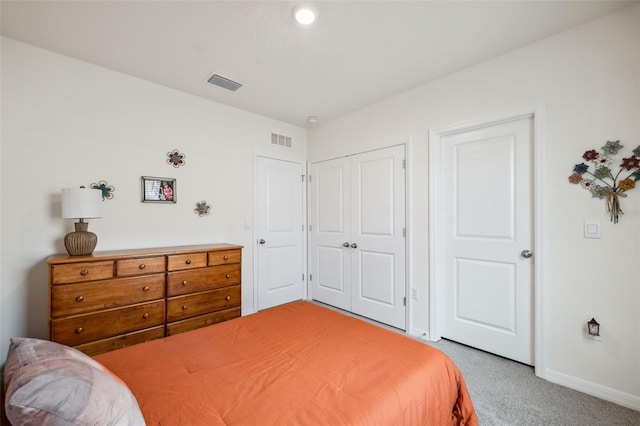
[310,145,406,329]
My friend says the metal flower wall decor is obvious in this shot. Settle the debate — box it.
[167,149,186,168]
[194,200,211,217]
[90,180,115,200]
[568,140,640,223]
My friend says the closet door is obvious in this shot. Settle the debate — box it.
[309,145,406,329]
[350,146,406,329]
[309,157,351,310]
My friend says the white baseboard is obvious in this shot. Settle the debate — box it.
[545,368,640,412]
[409,327,429,341]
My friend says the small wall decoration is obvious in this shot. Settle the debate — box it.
[167,149,186,168]
[90,180,115,200]
[141,176,176,203]
[194,200,211,217]
[568,140,640,223]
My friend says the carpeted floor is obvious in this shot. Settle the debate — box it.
[428,339,640,426]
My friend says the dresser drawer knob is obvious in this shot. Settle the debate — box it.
[182,280,188,286]
[142,313,149,319]
[139,264,146,270]
[225,274,231,279]
[80,270,89,276]
[225,295,231,301]
[181,305,188,311]
[185,259,191,265]
[142,286,150,292]
[75,327,84,334]
[75,295,84,303]
[223,256,229,261]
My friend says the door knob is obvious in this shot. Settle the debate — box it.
[343,242,350,247]
[258,239,266,245]
[521,249,533,258]
[351,243,358,249]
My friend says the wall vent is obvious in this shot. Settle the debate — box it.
[207,74,243,92]
[271,132,292,148]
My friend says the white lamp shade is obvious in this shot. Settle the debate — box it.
[61,187,102,219]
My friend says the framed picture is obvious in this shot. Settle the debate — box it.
[141,176,176,203]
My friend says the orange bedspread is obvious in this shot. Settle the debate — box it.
[95,302,477,425]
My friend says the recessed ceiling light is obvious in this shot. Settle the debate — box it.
[292,5,316,25]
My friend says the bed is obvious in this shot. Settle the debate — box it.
[4,301,477,425]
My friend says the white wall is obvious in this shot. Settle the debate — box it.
[0,37,307,364]
[308,5,640,407]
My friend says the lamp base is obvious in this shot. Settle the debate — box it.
[64,222,97,256]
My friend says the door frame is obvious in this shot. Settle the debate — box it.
[253,153,307,315]
[428,104,546,378]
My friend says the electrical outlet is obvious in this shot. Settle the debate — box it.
[411,287,419,300]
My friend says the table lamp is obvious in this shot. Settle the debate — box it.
[61,186,102,256]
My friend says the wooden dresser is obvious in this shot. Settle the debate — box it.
[48,243,242,356]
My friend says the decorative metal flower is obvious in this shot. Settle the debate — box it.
[194,200,211,217]
[602,140,623,155]
[619,178,636,191]
[569,140,640,223]
[90,180,115,200]
[167,150,186,168]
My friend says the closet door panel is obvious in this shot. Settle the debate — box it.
[309,157,351,310]
[351,146,406,329]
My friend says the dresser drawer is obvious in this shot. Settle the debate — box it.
[167,307,241,336]
[167,252,207,271]
[116,256,165,277]
[51,261,114,284]
[51,274,165,318]
[167,264,240,297]
[51,300,165,346]
[167,285,240,322]
[74,326,165,356]
[208,249,241,266]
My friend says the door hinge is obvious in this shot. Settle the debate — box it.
[308,175,312,182]
[402,159,406,169]
[310,274,313,281]
[302,174,305,182]
[302,224,304,231]
[302,274,305,281]
[403,228,406,237]
[403,297,407,306]
[309,224,313,232]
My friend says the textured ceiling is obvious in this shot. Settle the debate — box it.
[1,1,636,127]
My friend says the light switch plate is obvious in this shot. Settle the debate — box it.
[584,220,600,239]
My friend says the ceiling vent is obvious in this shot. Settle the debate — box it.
[271,132,292,148]
[207,74,243,92]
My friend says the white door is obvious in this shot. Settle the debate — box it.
[350,147,406,329]
[439,117,534,365]
[256,157,304,310]
[308,157,352,310]
[310,145,406,329]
